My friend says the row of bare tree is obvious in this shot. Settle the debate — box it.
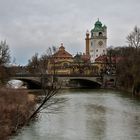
[0,42,63,138]
[0,41,11,84]
[27,46,56,74]
[107,26,140,95]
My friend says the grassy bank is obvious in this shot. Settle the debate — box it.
[0,88,36,140]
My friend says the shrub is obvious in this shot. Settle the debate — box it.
[0,88,35,140]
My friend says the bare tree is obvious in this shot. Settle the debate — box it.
[27,86,61,122]
[0,40,10,65]
[27,46,57,74]
[24,68,66,124]
[25,46,65,123]
[38,54,48,73]
[39,46,57,73]
[0,41,11,84]
[27,53,39,74]
[127,26,140,50]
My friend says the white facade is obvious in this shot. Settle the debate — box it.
[89,20,107,62]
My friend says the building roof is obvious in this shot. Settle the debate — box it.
[95,19,102,28]
[91,19,106,32]
[81,53,90,62]
[95,55,123,63]
[95,55,107,62]
[52,43,73,59]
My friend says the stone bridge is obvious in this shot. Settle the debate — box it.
[11,74,103,89]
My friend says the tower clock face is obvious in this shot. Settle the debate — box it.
[98,41,103,46]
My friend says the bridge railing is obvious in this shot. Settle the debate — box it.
[51,74,101,77]
[14,73,101,77]
[15,73,42,77]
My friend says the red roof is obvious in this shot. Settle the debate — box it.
[81,53,90,62]
[95,55,124,63]
[95,55,107,62]
[52,43,73,59]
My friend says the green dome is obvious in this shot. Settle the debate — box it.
[95,19,102,28]
[91,19,104,32]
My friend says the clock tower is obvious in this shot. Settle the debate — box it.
[88,19,107,62]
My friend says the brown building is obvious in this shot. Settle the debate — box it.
[48,43,73,75]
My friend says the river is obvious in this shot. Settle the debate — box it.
[11,89,140,140]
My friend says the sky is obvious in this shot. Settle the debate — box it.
[0,0,140,65]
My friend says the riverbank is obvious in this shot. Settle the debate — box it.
[0,88,36,140]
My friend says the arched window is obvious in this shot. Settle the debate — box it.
[99,32,103,36]
[63,63,68,67]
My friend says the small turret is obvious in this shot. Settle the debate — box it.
[85,30,90,55]
[59,43,65,51]
[86,30,90,37]
[94,19,102,28]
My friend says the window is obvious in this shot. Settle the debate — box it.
[96,49,98,52]
[99,32,103,36]
[91,42,93,46]
[63,63,68,67]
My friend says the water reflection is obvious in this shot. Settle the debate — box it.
[11,89,140,140]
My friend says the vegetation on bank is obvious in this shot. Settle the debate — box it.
[0,41,61,139]
[0,41,11,84]
[0,41,35,139]
[0,88,36,140]
[107,26,140,95]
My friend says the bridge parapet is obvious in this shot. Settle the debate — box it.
[12,74,102,83]
[11,73,103,89]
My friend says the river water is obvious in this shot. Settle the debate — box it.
[11,89,140,140]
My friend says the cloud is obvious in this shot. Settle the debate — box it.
[0,0,140,65]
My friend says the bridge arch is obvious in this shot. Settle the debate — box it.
[19,79,41,89]
[11,77,42,89]
[69,78,101,88]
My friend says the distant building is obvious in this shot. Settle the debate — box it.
[48,43,73,75]
[48,20,108,75]
[94,55,123,75]
[85,19,107,62]
[73,53,90,63]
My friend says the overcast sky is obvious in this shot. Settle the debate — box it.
[0,0,139,65]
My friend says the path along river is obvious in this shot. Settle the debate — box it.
[11,89,140,140]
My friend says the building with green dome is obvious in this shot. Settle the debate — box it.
[85,19,107,62]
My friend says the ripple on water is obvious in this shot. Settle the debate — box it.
[11,89,140,140]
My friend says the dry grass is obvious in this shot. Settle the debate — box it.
[0,88,36,140]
